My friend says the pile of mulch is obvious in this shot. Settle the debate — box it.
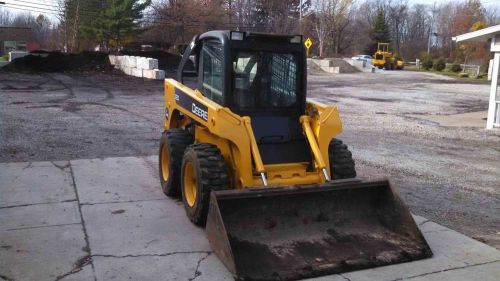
[1,51,113,72]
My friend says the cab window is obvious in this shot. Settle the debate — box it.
[201,42,224,104]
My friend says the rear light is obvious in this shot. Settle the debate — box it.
[231,31,244,41]
[290,35,302,44]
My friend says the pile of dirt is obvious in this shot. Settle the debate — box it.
[120,50,192,71]
[307,59,328,75]
[1,51,112,72]
[326,58,360,73]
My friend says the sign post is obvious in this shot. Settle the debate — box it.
[304,38,312,57]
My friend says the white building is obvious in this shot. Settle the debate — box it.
[453,25,500,129]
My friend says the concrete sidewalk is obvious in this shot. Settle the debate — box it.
[0,156,499,281]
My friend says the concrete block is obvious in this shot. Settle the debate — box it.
[108,55,116,65]
[119,65,132,75]
[0,161,75,207]
[9,51,28,62]
[410,261,500,281]
[82,200,211,256]
[142,69,155,79]
[0,201,80,230]
[0,224,88,281]
[137,57,159,70]
[115,55,124,65]
[149,58,159,69]
[155,69,165,80]
[135,57,146,69]
[142,68,165,80]
[126,56,137,68]
[70,157,164,204]
[313,59,333,67]
[325,66,340,73]
[131,67,143,77]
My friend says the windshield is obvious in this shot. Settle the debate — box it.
[231,51,299,109]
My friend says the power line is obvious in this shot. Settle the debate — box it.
[1,4,60,15]
[1,1,277,30]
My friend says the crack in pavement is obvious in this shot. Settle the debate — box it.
[3,222,81,232]
[92,250,212,259]
[339,275,352,281]
[0,199,77,209]
[418,219,431,226]
[79,198,167,206]
[189,253,212,281]
[391,259,500,280]
[188,252,212,281]
[68,163,98,281]
[54,255,92,281]
[50,161,71,172]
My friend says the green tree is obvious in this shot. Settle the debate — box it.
[367,9,391,54]
[82,0,151,51]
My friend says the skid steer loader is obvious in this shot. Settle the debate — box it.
[159,31,432,280]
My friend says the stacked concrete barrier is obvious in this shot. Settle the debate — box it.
[109,55,165,80]
[9,51,29,62]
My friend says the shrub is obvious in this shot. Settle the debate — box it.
[458,72,469,78]
[433,58,446,71]
[418,52,432,62]
[1,54,8,61]
[450,63,462,73]
[422,59,433,70]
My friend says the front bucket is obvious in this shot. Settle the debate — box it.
[206,179,432,281]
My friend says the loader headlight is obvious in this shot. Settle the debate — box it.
[165,107,169,120]
[230,31,245,41]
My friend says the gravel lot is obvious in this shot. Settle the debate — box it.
[0,70,499,248]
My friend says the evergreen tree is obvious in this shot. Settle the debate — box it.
[82,0,151,51]
[367,9,391,54]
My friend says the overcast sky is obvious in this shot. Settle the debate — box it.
[410,0,499,6]
[1,0,499,24]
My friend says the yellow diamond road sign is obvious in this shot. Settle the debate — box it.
[304,38,312,49]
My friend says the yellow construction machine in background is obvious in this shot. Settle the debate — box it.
[372,42,405,70]
[158,31,431,281]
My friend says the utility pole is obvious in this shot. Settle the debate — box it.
[64,3,68,53]
[71,0,80,52]
[427,26,432,53]
[299,0,303,34]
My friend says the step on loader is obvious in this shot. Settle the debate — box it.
[158,31,432,281]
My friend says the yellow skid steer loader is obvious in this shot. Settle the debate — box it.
[159,31,431,280]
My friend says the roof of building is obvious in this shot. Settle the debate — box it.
[453,24,500,42]
[0,26,33,42]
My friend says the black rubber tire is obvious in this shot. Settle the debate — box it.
[328,139,356,180]
[181,143,229,226]
[385,59,392,70]
[159,129,193,197]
